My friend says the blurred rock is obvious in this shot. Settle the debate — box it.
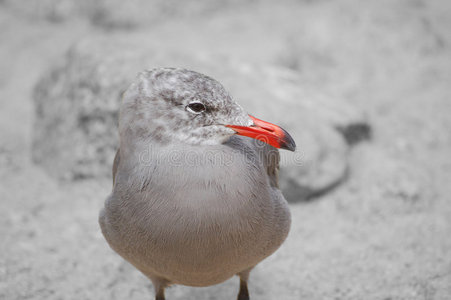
[2,0,248,28]
[32,36,369,200]
[87,0,243,30]
[3,0,89,23]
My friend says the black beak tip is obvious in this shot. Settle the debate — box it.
[280,128,296,152]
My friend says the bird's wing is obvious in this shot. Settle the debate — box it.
[259,143,280,189]
[112,148,120,186]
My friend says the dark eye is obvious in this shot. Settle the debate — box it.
[186,101,206,114]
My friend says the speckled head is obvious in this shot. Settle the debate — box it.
[119,68,253,147]
[119,68,296,152]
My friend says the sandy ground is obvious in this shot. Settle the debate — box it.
[1,1,451,299]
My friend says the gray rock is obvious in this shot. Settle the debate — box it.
[2,0,245,28]
[32,36,369,201]
[87,0,243,30]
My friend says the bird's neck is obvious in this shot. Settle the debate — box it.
[120,136,235,173]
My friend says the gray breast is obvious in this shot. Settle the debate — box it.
[99,136,291,286]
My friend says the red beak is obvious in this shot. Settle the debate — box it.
[226,115,296,151]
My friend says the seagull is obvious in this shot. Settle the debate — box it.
[99,68,296,300]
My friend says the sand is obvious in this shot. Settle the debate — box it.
[1,1,451,299]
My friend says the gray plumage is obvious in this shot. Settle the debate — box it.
[99,68,291,300]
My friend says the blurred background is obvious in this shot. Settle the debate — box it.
[1,0,450,299]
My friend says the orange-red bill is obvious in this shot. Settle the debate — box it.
[226,115,296,151]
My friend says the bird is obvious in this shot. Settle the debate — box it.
[99,68,296,300]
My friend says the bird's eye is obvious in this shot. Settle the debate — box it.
[186,101,206,114]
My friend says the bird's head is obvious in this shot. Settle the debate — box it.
[119,68,295,151]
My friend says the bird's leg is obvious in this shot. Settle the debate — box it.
[237,270,251,300]
[150,277,167,300]
[237,278,249,300]
[155,287,165,300]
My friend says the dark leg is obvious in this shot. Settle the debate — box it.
[237,269,252,300]
[150,277,167,300]
[155,287,165,300]
[237,278,250,300]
